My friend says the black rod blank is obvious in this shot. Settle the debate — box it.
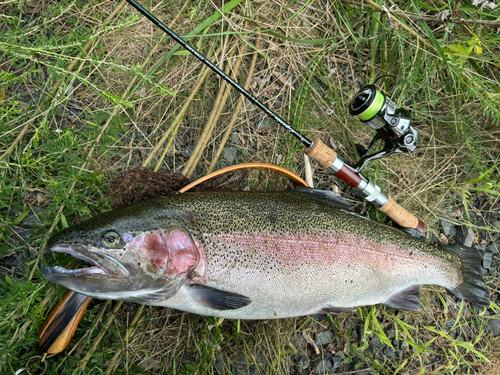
[125,0,313,148]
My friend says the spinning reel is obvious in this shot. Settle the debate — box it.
[348,77,419,173]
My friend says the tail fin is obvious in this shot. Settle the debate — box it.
[446,244,489,307]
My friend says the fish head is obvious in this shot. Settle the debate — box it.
[43,203,205,304]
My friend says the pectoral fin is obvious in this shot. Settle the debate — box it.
[187,284,251,310]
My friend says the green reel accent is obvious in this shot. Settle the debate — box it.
[357,90,384,121]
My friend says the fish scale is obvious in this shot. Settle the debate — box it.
[43,188,489,319]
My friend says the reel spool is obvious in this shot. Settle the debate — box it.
[348,77,419,173]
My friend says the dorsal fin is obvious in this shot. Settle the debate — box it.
[291,186,352,210]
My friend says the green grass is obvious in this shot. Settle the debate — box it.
[1,0,500,373]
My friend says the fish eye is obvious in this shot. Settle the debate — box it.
[101,230,121,248]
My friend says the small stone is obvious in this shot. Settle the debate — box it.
[461,324,472,340]
[400,341,408,350]
[255,117,269,129]
[64,84,75,96]
[485,319,500,337]
[475,243,487,251]
[440,218,456,237]
[314,330,334,346]
[393,339,400,348]
[383,347,396,358]
[371,335,385,349]
[291,333,306,349]
[486,243,498,253]
[182,145,195,158]
[230,129,240,145]
[457,226,475,247]
[294,353,309,370]
[335,351,345,360]
[483,252,493,269]
[492,221,500,231]
[223,147,237,164]
[332,356,341,370]
[312,358,333,374]
[486,211,500,222]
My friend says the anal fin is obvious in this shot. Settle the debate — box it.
[384,285,422,311]
[187,284,251,310]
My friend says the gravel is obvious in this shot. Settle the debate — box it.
[483,252,493,269]
[312,357,333,374]
[314,330,334,346]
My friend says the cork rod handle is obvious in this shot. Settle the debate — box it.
[305,138,424,233]
[379,196,425,232]
[304,138,338,169]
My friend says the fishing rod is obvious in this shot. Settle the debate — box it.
[125,0,424,232]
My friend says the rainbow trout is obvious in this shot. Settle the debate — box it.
[43,188,489,319]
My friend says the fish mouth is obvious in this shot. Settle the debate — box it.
[44,244,130,280]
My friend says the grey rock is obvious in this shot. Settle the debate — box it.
[486,211,500,222]
[233,352,266,375]
[223,147,238,164]
[255,117,269,129]
[485,319,500,337]
[383,347,396,358]
[182,145,195,158]
[393,339,400,349]
[440,218,456,237]
[272,98,283,110]
[366,343,376,356]
[294,353,309,370]
[445,319,458,338]
[400,341,408,350]
[461,324,472,340]
[335,351,345,360]
[457,226,475,247]
[371,335,385,350]
[312,358,333,374]
[314,330,334,346]
[332,356,341,370]
[64,84,75,96]
[475,243,487,251]
[486,242,498,253]
[483,252,493,269]
[493,221,500,231]
[291,333,306,349]
[230,129,240,145]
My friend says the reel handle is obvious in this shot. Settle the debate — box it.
[305,138,424,233]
